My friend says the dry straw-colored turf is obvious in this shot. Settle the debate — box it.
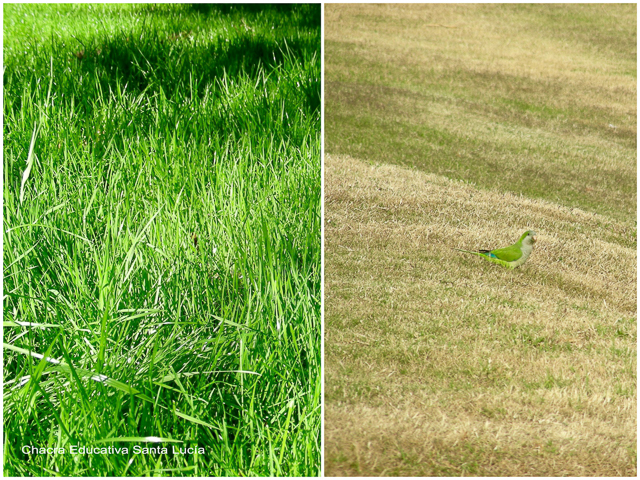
[324,154,636,476]
[324,4,636,475]
[325,3,636,223]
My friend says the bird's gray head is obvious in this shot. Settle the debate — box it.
[521,230,537,245]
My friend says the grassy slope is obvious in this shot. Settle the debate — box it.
[325,155,636,476]
[4,4,320,476]
[325,3,636,223]
[324,4,636,476]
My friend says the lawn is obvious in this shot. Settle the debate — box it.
[324,4,636,476]
[3,3,321,476]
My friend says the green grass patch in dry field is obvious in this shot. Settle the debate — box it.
[4,4,320,476]
[324,3,636,477]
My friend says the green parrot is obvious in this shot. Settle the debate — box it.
[456,230,537,269]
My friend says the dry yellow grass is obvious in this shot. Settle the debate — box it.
[324,154,636,476]
[325,3,636,222]
[324,4,635,475]
[325,4,636,95]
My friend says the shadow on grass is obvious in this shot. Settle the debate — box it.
[4,3,320,116]
[72,31,317,94]
[190,3,321,28]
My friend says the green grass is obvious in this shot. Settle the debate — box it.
[4,4,320,476]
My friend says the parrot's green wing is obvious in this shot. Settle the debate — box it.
[486,244,523,262]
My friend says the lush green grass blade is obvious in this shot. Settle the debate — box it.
[4,342,154,402]
[173,411,218,432]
